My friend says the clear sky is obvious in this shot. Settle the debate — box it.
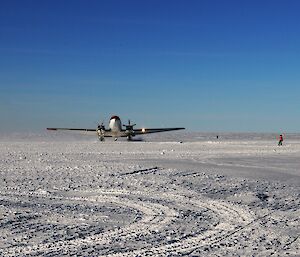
[1,0,300,132]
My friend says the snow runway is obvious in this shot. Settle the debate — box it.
[0,133,299,256]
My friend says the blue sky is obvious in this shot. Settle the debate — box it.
[1,0,300,132]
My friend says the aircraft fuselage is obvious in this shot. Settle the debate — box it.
[109,116,122,132]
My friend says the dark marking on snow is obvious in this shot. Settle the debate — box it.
[119,167,160,176]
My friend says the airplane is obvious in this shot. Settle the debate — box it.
[47,115,185,141]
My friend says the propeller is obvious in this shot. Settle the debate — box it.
[123,119,136,130]
[97,121,105,130]
[94,116,105,130]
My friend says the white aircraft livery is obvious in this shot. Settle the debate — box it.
[47,115,185,141]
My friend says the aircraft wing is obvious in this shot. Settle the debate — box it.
[133,127,185,135]
[47,128,115,137]
[47,128,97,132]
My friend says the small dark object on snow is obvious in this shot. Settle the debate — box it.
[257,192,269,201]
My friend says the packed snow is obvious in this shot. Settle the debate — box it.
[0,132,299,256]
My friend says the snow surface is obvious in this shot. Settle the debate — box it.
[0,132,299,256]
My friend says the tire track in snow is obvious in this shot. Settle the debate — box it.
[0,190,177,256]
[1,189,254,256]
[100,191,254,257]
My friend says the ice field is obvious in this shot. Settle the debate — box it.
[0,132,299,256]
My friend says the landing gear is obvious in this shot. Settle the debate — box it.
[127,135,132,141]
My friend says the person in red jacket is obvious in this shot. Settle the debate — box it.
[278,134,283,146]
